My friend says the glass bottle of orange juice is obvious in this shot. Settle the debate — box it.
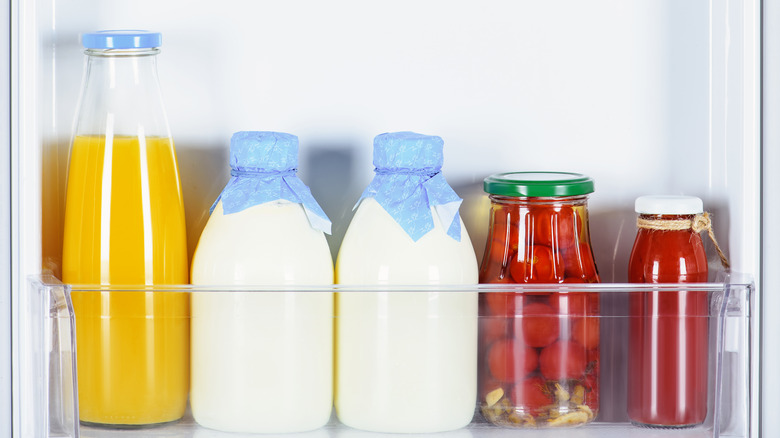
[62,30,189,427]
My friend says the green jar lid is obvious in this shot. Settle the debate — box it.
[483,172,595,197]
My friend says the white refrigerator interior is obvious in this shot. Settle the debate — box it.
[9,0,766,437]
[1,0,12,434]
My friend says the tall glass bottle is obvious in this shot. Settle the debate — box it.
[628,195,710,428]
[62,30,189,427]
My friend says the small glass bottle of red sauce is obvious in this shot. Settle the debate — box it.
[478,172,600,428]
[628,195,722,428]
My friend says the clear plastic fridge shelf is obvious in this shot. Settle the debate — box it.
[24,276,754,438]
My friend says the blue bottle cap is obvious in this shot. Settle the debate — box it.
[82,30,162,49]
[373,131,444,170]
[211,131,332,235]
[356,131,463,242]
[230,131,299,172]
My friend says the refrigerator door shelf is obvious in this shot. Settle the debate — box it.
[23,278,753,438]
[22,277,78,438]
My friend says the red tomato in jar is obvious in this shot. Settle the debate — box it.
[511,377,553,415]
[586,293,600,314]
[487,338,539,382]
[486,205,520,264]
[514,302,560,348]
[485,291,530,317]
[550,292,587,316]
[493,204,520,230]
[572,317,600,350]
[479,260,513,284]
[530,206,581,249]
[587,347,599,364]
[539,340,587,380]
[550,291,599,315]
[527,293,552,305]
[486,229,515,269]
[480,316,510,345]
[560,242,600,282]
[509,245,563,283]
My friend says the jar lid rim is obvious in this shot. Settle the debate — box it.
[635,195,704,214]
[483,171,594,197]
[82,30,162,49]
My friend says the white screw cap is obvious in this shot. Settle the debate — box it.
[635,195,704,214]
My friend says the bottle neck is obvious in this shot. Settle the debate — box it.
[84,48,161,87]
[75,48,170,138]
[636,213,699,234]
[638,213,696,220]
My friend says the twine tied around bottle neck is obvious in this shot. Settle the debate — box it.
[636,212,730,269]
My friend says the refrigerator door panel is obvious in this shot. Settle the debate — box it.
[762,1,779,437]
[10,0,764,436]
[2,0,12,434]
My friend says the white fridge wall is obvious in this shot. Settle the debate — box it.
[12,0,762,436]
[30,0,759,282]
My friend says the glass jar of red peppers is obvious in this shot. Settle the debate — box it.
[627,195,726,428]
[478,172,600,428]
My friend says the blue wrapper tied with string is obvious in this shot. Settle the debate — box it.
[356,131,463,242]
[211,131,332,235]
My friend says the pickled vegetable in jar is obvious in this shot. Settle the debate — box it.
[478,172,600,428]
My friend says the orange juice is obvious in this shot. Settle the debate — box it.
[62,135,189,426]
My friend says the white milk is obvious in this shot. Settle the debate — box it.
[335,197,478,433]
[190,200,334,433]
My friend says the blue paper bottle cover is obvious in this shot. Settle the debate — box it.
[356,131,463,242]
[212,131,332,234]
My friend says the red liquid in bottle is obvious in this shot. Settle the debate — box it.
[628,208,709,428]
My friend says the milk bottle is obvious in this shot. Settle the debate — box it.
[335,131,479,433]
[190,131,334,433]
